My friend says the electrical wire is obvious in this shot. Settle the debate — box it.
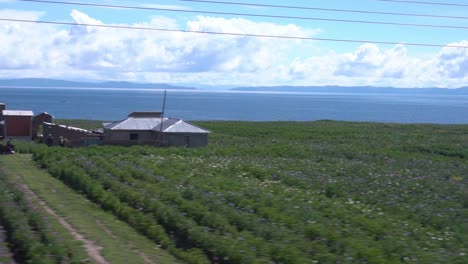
[179,0,468,19]
[377,0,468,7]
[1,18,467,49]
[17,0,468,29]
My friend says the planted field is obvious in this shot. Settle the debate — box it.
[0,161,88,263]
[0,225,16,264]
[15,121,467,263]
[0,154,183,264]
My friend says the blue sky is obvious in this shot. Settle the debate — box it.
[0,0,467,87]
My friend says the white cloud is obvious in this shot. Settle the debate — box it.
[70,9,102,25]
[288,43,468,88]
[333,44,413,79]
[0,9,44,20]
[0,10,55,70]
[437,41,468,79]
[0,9,466,88]
[54,12,313,75]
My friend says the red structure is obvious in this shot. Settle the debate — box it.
[2,110,34,139]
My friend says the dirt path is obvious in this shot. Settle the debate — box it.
[16,183,110,264]
[0,155,184,264]
[95,220,156,264]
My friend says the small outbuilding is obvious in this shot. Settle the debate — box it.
[103,112,210,147]
[32,112,54,138]
[2,110,34,140]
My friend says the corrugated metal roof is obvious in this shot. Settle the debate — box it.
[153,118,179,132]
[163,120,210,134]
[105,117,165,130]
[106,116,209,134]
[2,110,34,116]
[43,122,91,133]
[35,112,54,117]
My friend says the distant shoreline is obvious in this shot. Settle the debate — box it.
[0,78,467,95]
[1,86,467,96]
[0,86,198,92]
[231,86,468,95]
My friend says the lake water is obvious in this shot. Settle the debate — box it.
[0,87,467,124]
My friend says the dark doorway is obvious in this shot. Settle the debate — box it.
[130,133,139,141]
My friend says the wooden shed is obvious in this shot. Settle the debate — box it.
[2,110,34,140]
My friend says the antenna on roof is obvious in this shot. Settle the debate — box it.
[158,90,167,146]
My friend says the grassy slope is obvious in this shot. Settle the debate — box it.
[0,154,183,264]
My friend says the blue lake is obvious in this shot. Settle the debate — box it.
[0,87,467,124]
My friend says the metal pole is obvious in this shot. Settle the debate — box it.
[159,90,167,146]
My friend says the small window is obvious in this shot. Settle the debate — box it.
[130,133,139,141]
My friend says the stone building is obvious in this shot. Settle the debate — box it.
[42,122,101,147]
[103,112,210,147]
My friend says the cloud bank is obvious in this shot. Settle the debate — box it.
[0,9,466,88]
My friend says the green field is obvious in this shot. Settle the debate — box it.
[7,121,468,263]
[0,154,183,264]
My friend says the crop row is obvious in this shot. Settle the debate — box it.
[35,147,297,263]
[0,167,80,263]
[22,141,465,264]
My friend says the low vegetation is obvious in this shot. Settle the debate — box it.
[13,121,468,263]
[0,154,183,264]
[0,162,86,263]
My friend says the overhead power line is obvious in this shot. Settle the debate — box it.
[17,0,468,30]
[1,18,467,49]
[377,0,468,7]
[179,0,468,19]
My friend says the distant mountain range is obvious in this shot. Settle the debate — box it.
[0,78,195,90]
[231,86,468,94]
[1,78,467,94]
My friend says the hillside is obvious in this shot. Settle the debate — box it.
[7,121,468,263]
[231,85,468,94]
[0,78,195,90]
[2,78,467,94]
